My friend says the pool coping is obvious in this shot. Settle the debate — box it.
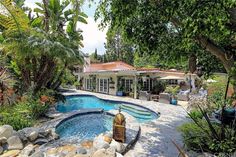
[59,93,160,119]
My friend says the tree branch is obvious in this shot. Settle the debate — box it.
[196,36,234,72]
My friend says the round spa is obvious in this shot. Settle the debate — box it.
[56,112,113,141]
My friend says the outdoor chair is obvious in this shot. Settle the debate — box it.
[159,93,171,104]
[177,89,190,101]
[139,91,151,101]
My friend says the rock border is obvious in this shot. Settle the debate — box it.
[39,109,141,156]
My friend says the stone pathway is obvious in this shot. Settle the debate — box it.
[63,90,189,157]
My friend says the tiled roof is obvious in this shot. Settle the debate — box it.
[84,61,136,73]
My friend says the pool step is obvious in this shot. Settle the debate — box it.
[120,104,152,116]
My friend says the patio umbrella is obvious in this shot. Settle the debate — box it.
[159,76,184,80]
[206,79,217,83]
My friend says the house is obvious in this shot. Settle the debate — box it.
[74,59,197,99]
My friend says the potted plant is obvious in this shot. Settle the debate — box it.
[116,85,124,96]
[165,86,180,105]
[74,81,81,89]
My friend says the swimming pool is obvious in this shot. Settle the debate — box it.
[56,95,159,122]
[56,113,113,141]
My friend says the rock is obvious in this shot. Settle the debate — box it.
[30,151,44,157]
[81,140,93,149]
[92,148,116,157]
[45,129,51,136]
[0,150,21,157]
[93,135,110,149]
[103,136,112,144]
[28,131,38,142]
[46,148,58,156]
[104,132,113,138]
[7,136,24,150]
[19,144,35,156]
[76,148,87,154]
[110,140,125,153]
[46,145,77,157]
[0,146,3,154]
[51,130,59,140]
[58,145,77,154]
[73,154,90,157]
[0,125,14,139]
[116,152,124,157]
[15,130,28,143]
[33,138,48,145]
[0,137,7,144]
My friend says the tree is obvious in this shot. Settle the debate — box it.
[104,28,134,65]
[95,0,236,92]
[0,0,87,94]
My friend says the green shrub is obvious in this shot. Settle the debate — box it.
[29,101,49,118]
[0,105,33,130]
[188,109,203,120]
[178,120,236,154]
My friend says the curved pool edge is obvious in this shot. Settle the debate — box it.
[60,93,160,120]
[40,109,141,155]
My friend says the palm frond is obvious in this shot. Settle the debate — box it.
[0,0,29,36]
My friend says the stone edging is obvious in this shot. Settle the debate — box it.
[40,109,141,156]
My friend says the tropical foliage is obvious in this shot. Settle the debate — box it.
[0,0,86,94]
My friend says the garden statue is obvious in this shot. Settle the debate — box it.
[113,107,126,143]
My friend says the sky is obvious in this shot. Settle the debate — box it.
[24,0,107,55]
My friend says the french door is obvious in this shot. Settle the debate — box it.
[99,78,108,93]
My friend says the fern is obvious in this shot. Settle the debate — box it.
[0,0,29,36]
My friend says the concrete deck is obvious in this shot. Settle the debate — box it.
[63,90,189,157]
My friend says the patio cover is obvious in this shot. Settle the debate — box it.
[160,76,184,80]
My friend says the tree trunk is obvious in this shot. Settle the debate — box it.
[197,36,235,73]
[42,0,50,32]
[197,36,236,94]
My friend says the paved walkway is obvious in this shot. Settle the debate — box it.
[63,90,189,157]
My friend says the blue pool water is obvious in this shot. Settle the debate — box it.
[56,95,158,122]
[56,113,113,141]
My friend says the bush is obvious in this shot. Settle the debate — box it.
[152,80,166,94]
[188,109,203,120]
[0,105,34,130]
[179,120,236,155]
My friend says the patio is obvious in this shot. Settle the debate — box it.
[63,90,189,157]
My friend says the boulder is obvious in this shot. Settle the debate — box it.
[76,148,87,154]
[93,135,110,150]
[30,151,44,157]
[33,138,48,145]
[0,146,3,154]
[15,130,28,143]
[51,130,59,140]
[19,144,35,156]
[0,125,14,139]
[92,148,116,157]
[116,152,124,157]
[28,131,38,142]
[81,140,93,149]
[103,135,112,144]
[110,140,125,153]
[73,154,90,157]
[1,150,21,157]
[0,137,7,145]
[7,136,24,150]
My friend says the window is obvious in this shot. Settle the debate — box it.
[142,78,153,91]
[121,79,133,92]
[168,79,178,85]
[99,78,108,93]
[74,67,83,73]
[86,78,92,90]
